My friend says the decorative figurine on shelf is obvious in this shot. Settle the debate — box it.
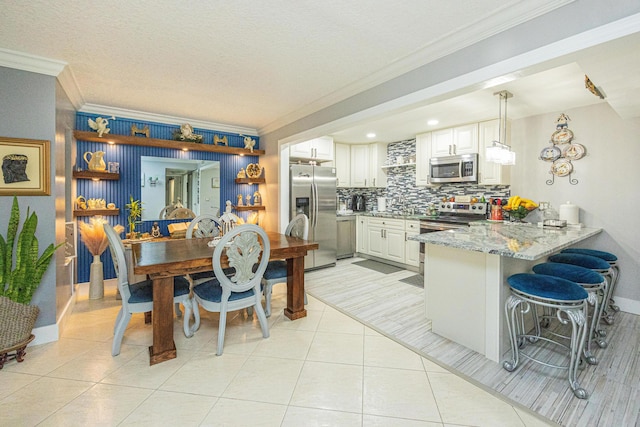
[236,168,246,179]
[173,123,203,142]
[246,163,263,178]
[83,150,107,171]
[224,200,233,214]
[130,124,150,137]
[76,196,87,210]
[253,191,262,206]
[88,116,115,137]
[237,194,244,206]
[151,222,161,238]
[243,136,256,152]
[214,135,228,146]
[246,194,252,206]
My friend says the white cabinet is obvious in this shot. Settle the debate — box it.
[335,143,351,187]
[290,136,334,162]
[366,218,405,263]
[415,132,432,186]
[356,215,368,254]
[431,124,478,157]
[404,220,420,267]
[478,119,511,185]
[350,143,388,188]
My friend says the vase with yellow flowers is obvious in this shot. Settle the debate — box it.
[125,195,143,239]
[79,217,124,299]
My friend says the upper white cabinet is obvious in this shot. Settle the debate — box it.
[334,143,351,187]
[431,123,478,157]
[290,136,334,162]
[478,119,511,185]
[415,132,432,186]
[350,143,388,188]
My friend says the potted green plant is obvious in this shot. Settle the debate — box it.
[0,196,61,359]
[125,195,143,239]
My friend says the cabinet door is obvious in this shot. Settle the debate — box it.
[313,136,334,161]
[405,232,420,267]
[431,128,454,157]
[356,215,368,254]
[335,143,351,187]
[415,132,431,186]
[385,228,405,263]
[290,140,312,158]
[367,226,384,257]
[350,144,369,187]
[478,119,510,185]
[453,123,478,154]
[368,142,388,188]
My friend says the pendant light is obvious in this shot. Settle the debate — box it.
[486,90,516,165]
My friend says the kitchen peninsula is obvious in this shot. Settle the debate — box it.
[410,222,602,362]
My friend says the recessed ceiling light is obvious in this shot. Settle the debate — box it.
[366,133,376,138]
[427,119,439,126]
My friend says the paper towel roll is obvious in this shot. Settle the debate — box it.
[377,197,386,212]
[559,201,579,225]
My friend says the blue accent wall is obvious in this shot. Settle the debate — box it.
[75,112,260,282]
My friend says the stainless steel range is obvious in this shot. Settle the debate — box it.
[419,201,488,273]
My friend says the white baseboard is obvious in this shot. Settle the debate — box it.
[614,296,640,316]
[30,284,78,346]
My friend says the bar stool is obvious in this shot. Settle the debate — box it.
[532,262,607,364]
[548,253,615,327]
[561,248,620,320]
[504,273,589,399]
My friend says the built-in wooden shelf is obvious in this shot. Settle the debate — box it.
[73,170,120,180]
[234,205,266,211]
[73,208,120,217]
[74,130,265,156]
[235,177,265,184]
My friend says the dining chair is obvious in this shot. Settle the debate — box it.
[184,224,271,355]
[184,214,222,287]
[104,223,192,356]
[262,213,309,317]
[168,207,196,219]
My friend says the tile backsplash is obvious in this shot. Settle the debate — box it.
[337,139,510,214]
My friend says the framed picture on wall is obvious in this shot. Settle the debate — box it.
[0,137,50,196]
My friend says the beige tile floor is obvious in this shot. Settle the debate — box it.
[0,281,555,426]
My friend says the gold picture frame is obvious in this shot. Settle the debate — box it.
[0,137,50,196]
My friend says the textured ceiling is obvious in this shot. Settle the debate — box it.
[0,0,571,133]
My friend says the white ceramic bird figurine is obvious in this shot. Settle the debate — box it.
[88,116,113,137]
[243,136,256,152]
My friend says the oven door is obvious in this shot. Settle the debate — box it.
[418,221,468,274]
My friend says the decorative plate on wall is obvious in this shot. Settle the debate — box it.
[551,159,573,177]
[550,128,574,144]
[539,145,562,162]
[562,143,586,160]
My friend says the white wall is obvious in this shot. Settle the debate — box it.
[511,102,640,310]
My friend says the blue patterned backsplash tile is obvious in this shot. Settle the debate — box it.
[337,139,510,214]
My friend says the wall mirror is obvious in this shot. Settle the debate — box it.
[140,156,220,221]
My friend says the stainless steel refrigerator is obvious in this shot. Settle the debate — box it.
[290,164,337,270]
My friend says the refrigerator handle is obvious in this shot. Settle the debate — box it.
[311,181,318,228]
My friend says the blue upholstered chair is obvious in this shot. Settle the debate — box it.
[561,248,620,318]
[532,262,607,364]
[504,273,589,399]
[104,223,191,356]
[548,252,615,325]
[261,214,309,317]
[184,224,271,356]
[185,214,222,286]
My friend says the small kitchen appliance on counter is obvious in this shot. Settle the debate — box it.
[377,197,387,212]
[352,194,366,212]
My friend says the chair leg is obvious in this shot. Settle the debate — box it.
[113,308,123,334]
[175,302,182,318]
[192,298,201,332]
[182,298,194,338]
[264,283,273,317]
[254,300,270,339]
[216,307,228,356]
[304,292,308,305]
[112,311,132,356]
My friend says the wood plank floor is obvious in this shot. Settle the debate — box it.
[305,257,640,427]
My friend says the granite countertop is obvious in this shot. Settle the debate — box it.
[354,212,430,220]
[409,222,602,260]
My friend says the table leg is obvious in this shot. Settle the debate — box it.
[149,276,176,365]
[284,255,307,320]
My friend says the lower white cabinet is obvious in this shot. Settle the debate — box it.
[405,220,420,267]
[356,215,368,253]
[366,218,405,263]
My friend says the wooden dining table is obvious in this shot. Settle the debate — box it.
[130,231,319,365]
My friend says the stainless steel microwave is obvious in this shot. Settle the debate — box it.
[429,153,478,184]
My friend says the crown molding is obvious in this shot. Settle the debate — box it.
[258,0,574,136]
[0,47,66,76]
[79,104,259,136]
[56,66,85,110]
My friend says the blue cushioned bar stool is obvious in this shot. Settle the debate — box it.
[561,248,620,321]
[532,262,607,364]
[548,253,614,329]
[504,273,589,399]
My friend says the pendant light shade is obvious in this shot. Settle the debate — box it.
[486,90,515,165]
